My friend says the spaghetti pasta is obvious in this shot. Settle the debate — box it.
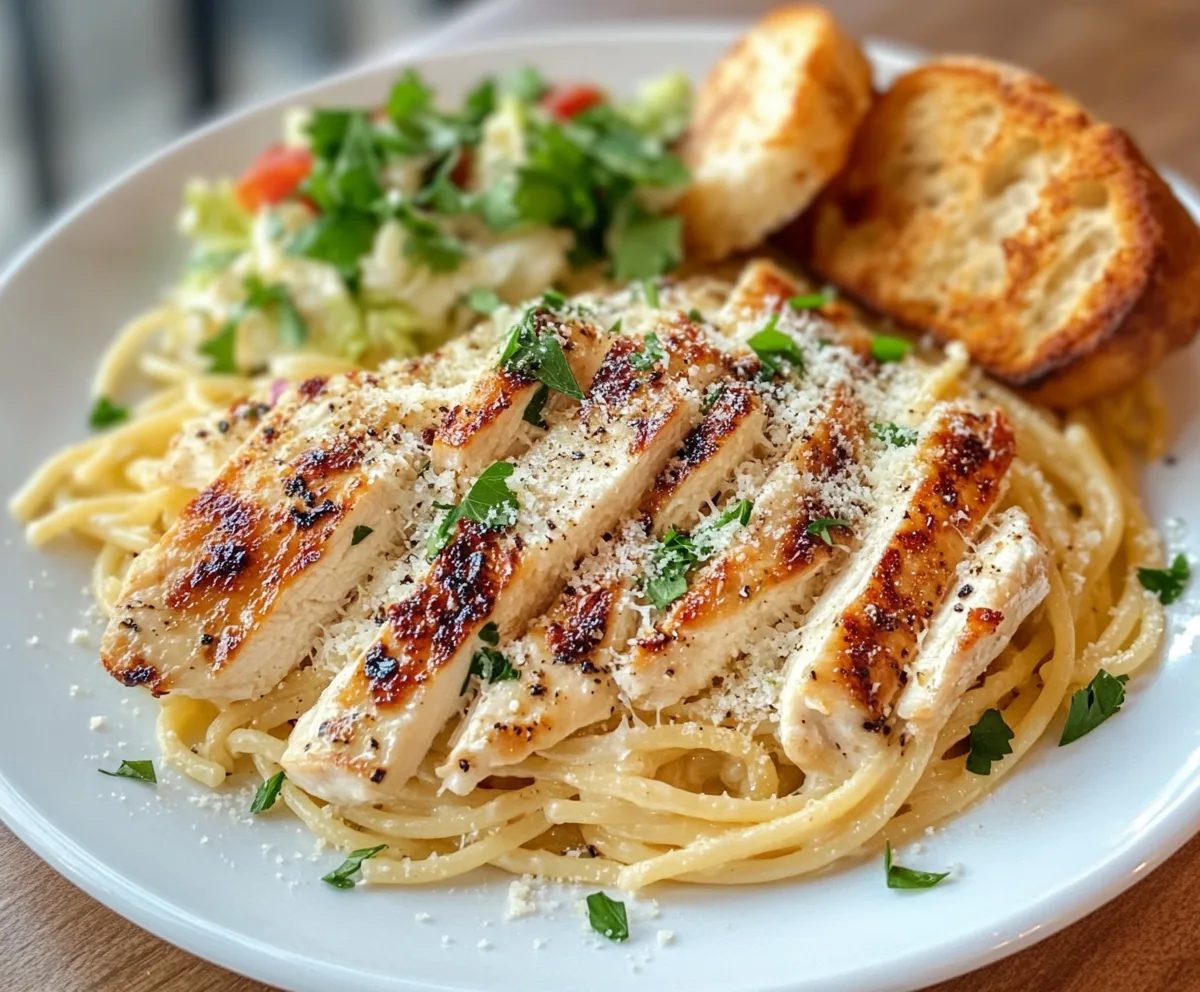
[8,271,1170,892]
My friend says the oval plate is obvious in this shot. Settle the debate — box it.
[1,23,1198,992]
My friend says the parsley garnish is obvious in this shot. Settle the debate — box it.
[498,308,584,401]
[688,307,703,322]
[871,333,913,363]
[586,892,629,941]
[522,384,551,429]
[628,332,666,370]
[1137,554,1190,605]
[701,384,726,413]
[198,321,239,374]
[788,287,835,311]
[644,500,753,609]
[203,275,308,372]
[747,316,805,379]
[642,278,660,308]
[98,759,156,784]
[502,66,549,103]
[610,318,623,334]
[885,841,949,890]
[805,517,851,547]
[425,461,519,558]
[611,209,683,281]
[478,621,500,645]
[965,708,1014,775]
[541,289,566,310]
[469,646,518,684]
[351,525,374,546]
[465,287,502,315]
[871,421,918,447]
[89,397,129,431]
[321,844,387,889]
[1059,669,1130,746]
[250,771,284,813]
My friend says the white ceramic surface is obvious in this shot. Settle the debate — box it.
[1,24,1198,992]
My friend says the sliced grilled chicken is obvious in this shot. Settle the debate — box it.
[431,309,609,481]
[778,403,1016,774]
[160,397,276,492]
[281,322,733,804]
[619,383,869,710]
[439,383,766,793]
[895,508,1049,735]
[101,371,434,701]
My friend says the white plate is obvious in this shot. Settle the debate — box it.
[2,23,1198,992]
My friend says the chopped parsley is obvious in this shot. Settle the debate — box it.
[250,771,285,813]
[98,759,156,784]
[642,278,660,308]
[498,308,584,401]
[701,384,726,413]
[1059,669,1130,746]
[522,383,551,429]
[541,288,567,310]
[871,421,919,447]
[805,517,851,547]
[884,841,949,890]
[1137,554,1190,605]
[628,332,666,370]
[478,621,500,645]
[870,333,913,363]
[586,892,629,941]
[502,65,549,103]
[425,461,520,558]
[89,397,129,431]
[469,646,518,684]
[644,500,754,609]
[351,525,374,546]
[965,708,1014,775]
[688,307,704,322]
[747,315,804,379]
[788,287,835,311]
[321,844,387,889]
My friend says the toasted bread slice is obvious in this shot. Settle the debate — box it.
[677,5,872,263]
[805,57,1200,407]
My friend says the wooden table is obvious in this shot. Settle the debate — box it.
[5,0,1198,988]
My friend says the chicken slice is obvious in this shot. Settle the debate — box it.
[895,508,1049,735]
[160,397,277,492]
[778,403,1016,775]
[281,322,732,804]
[618,383,869,710]
[101,371,435,702]
[439,383,767,793]
[432,309,610,481]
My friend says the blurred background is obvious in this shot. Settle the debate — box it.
[0,0,1196,265]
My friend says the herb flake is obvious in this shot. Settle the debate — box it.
[1137,554,1189,605]
[885,841,949,890]
[250,771,285,813]
[965,708,1014,775]
[321,844,387,889]
[871,333,913,363]
[351,525,374,547]
[586,891,629,941]
[805,518,851,547]
[1059,669,1130,746]
[89,397,129,431]
[98,759,156,783]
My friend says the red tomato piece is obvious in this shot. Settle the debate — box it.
[235,145,314,213]
[543,85,606,120]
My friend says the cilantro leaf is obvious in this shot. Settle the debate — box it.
[610,209,683,281]
[425,500,460,559]
[644,502,753,609]
[321,844,387,889]
[458,461,520,529]
[98,759,156,784]
[701,384,725,413]
[498,309,584,401]
[965,708,1014,775]
[871,333,913,363]
[628,332,666,370]
[199,319,239,374]
[885,841,949,890]
[871,422,919,447]
[478,622,500,645]
[747,317,805,379]
[805,518,851,547]
[1137,554,1190,605]
[469,645,518,683]
[522,383,551,429]
[465,288,502,315]
[250,771,285,813]
[388,202,466,273]
[789,288,835,311]
[502,66,549,103]
[714,498,753,528]
[387,69,434,122]
[586,891,629,941]
[351,525,374,547]
[1059,669,1130,746]
[89,397,129,431]
[530,332,583,399]
[287,209,378,283]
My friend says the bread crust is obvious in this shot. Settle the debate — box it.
[804,56,1200,407]
[678,5,872,263]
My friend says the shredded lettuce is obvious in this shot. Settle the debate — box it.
[179,179,252,252]
[623,71,693,143]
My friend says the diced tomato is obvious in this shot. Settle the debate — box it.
[543,85,606,120]
[450,146,474,188]
[235,145,314,213]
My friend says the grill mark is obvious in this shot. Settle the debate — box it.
[832,410,1015,721]
[364,522,519,708]
[959,606,1007,653]
[544,586,613,668]
[585,338,643,413]
[435,366,536,449]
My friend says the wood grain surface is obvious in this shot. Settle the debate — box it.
[3,0,1198,989]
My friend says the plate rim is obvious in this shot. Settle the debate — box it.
[1,21,1198,992]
